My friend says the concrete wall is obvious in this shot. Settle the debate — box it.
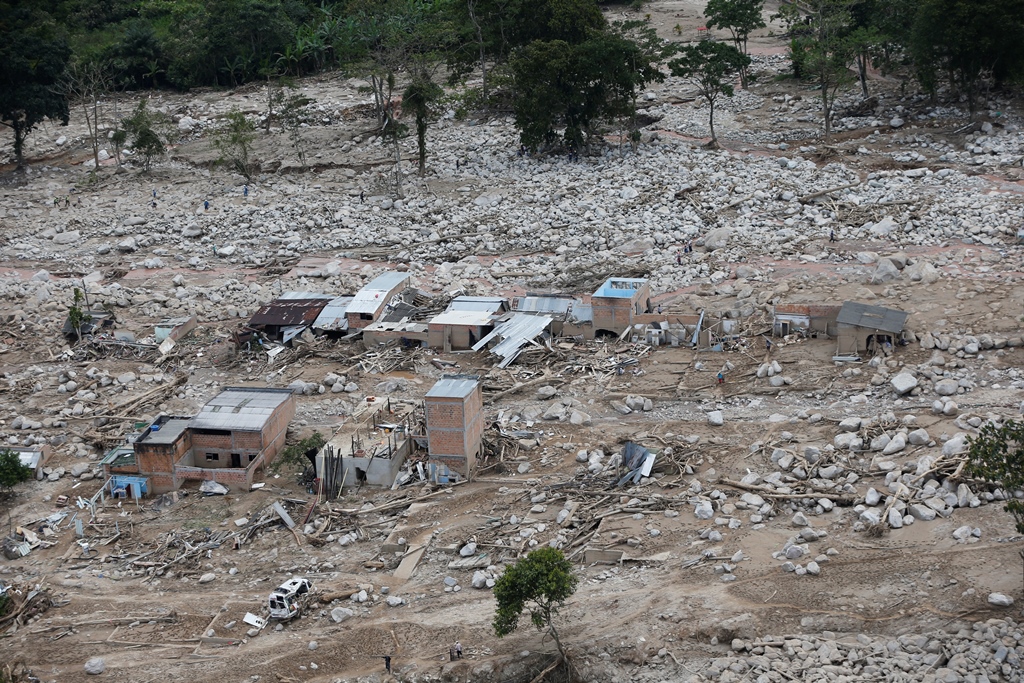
[427,324,489,350]
[362,326,429,348]
[338,439,412,487]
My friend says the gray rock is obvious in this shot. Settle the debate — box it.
[460,542,477,557]
[837,417,862,432]
[988,593,1014,607]
[471,571,489,589]
[386,596,405,607]
[707,411,724,427]
[908,428,930,446]
[935,379,959,396]
[870,258,901,284]
[84,658,106,675]
[908,504,937,521]
[308,641,318,651]
[199,572,216,584]
[331,607,355,623]
[792,512,810,527]
[890,373,918,395]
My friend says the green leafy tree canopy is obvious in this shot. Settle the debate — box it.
[669,41,749,147]
[493,547,578,657]
[0,449,33,492]
[966,420,1024,534]
[0,5,71,166]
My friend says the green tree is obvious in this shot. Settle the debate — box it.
[795,0,855,141]
[0,4,71,167]
[966,420,1024,534]
[669,41,749,147]
[120,99,167,172]
[909,0,1024,119]
[273,431,327,473]
[67,287,92,341]
[0,449,33,492]
[493,547,578,660]
[214,109,257,181]
[510,28,667,153]
[703,0,765,87]
[403,69,443,176]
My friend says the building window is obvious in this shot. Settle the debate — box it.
[248,454,257,462]
[360,313,373,320]
[205,453,219,461]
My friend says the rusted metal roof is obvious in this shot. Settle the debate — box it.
[248,298,331,328]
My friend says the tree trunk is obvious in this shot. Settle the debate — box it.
[708,98,717,146]
[468,0,489,103]
[856,52,869,98]
[822,87,832,141]
[416,115,426,175]
[13,121,28,168]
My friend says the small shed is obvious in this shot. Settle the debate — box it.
[424,376,483,479]
[835,302,908,357]
[591,278,651,335]
[428,309,497,351]
[9,445,52,480]
[772,304,842,337]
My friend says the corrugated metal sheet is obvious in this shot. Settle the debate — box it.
[425,377,479,399]
[473,313,553,368]
[430,309,495,327]
[312,296,354,331]
[569,302,593,323]
[248,298,331,327]
[189,387,293,432]
[347,271,411,314]
[448,296,507,313]
[138,418,191,445]
[837,302,908,333]
[278,291,332,300]
[513,295,573,316]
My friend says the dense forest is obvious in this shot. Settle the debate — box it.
[2,0,1024,166]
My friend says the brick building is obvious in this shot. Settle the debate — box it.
[591,278,652,336]
[101,387,296,493]
[424,377,483,480]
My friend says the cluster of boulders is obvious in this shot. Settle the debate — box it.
[689,618,1023,683]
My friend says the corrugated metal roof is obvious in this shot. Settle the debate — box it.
[189,387,293,432]
[448,296,507,313]
[836,301,908,334]
[248,298,331,327]
[278,291,333,300]
[425,377,479,399]
[312,296,354,331]
[473,313,553,368]
[347,271,411,314]
[513,295,573,316]
[430,309,496,327]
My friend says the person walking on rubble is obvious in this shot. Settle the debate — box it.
[717,371,724,384]
[383,655,392,673]
[830,229,837,243]
[455,641,463,659]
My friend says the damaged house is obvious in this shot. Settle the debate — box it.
[101,387,296,493]
[835,301,909,357]
[244,293,333,344]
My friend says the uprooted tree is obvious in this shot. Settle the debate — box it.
[966,420,1024,534]
[493,547,578,666]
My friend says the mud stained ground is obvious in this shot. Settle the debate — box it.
[2,0,1024,682]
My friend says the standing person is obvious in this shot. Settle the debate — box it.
[204,200,209,210]
[717,372,724,384]
[829,229,836,243]
[383,655,391,674]
[455,641,462,659]
[243,185,248,197]
[766,338,772,353]
[676,251,682,265]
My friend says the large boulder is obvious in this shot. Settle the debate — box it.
[890,373,918,395]
[703,227,734,251]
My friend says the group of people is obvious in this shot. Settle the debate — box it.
[676,241,695,264]
[380,641,462,676]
